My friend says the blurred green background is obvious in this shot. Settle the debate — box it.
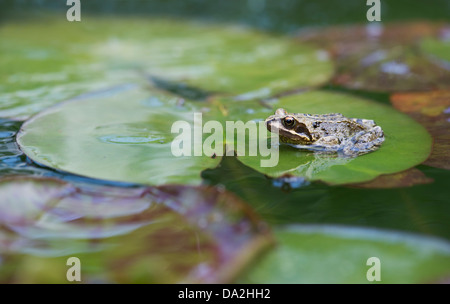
[2,0,450,32]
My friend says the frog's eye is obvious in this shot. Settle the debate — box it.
[283,116,295,129]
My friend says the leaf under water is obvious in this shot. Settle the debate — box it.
[0,177,273,283]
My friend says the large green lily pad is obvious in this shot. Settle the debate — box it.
[0,177,272,283]
[17,84,220,185]
[0,15,333,119]
[236,91,432,185]
[18,88,432,186]
[239,225,450,283]
[0,16,138,120]
[85,17,333,98]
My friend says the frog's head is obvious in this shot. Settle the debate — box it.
[265,108,313,144]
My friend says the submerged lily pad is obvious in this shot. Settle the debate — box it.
[348,168,434,189]
[390,91,450,170]
[0,15,333,119]
[239,225,450,283]
[203,158,450,240]
[236,91,432,185]
[17,84,220,185]
[0,177,272,283]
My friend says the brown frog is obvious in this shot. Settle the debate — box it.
[265,108,385,156]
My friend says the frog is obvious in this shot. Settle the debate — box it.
[265,108,385,156]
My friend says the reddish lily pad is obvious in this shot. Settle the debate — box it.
[332,47,450,92]
[0,177,273,283]
[421,26,450,65]
[298,22,441,55]
[349,168,434,189]
[298,23,450,92]
[391,91,450,170]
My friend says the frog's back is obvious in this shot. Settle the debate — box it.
[294,113,366,130]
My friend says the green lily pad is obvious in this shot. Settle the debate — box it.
[87,18,333,99]
[0,15,333,119]
[0,177,273,283]
[0,16,138,120]
[17,84,220,185]
[236,90,432,185]
[239,225,450,283]
[18,88,432,186]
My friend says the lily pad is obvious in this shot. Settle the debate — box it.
[0,16,138,120]
[0,15,333,119]
[236,90,432,185]
[87,18,333,99]
[421,26,450,65]
[390,91,450,170]
[203,158,450,240]
[298,23,450,92]
[239,225,450,283]
[298,22,441,56]
[348,168,434,189]
[0,177,273,283]
[17,84,220,185]
[17,87,433,186]
[332,47,450,92]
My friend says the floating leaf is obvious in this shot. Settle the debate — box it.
[0,16,139,120]
[87,18,333,99]
[17,84,220,185]
[16,87,433,186]
[421,26,450,65]
[332,47,450,92]
[348,168,434,189]
[0,177,273,283]
[236,90,432,185]
[0,15,333,119]
[298,22,441,56]
[391,91,450,170]
[298,23,450,92]
[239,225,450,283]
[203,157,450,240]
